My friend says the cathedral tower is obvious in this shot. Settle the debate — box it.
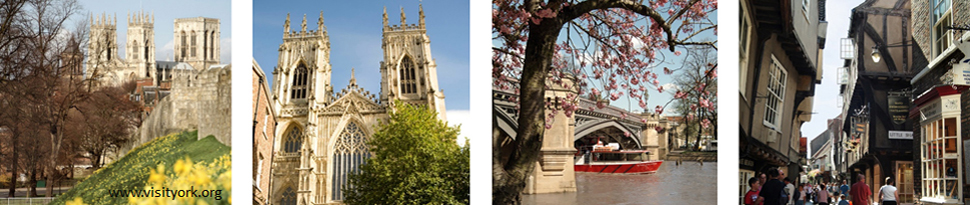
[127,10,155,79]
[379,5,446,119]
[87,12,119,81]
[272,12,333,112]
[174,17,220,70]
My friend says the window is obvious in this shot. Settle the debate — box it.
[180,32,186,59]
[801,0,810,20]
[132,41,139,59]
[933,13,951,58]
[921,117,961,203]
[211,32,216,60]
[896,161,915,203]
[280,187,296,205]
[190,31,197,57]
[763,55,787,130]
[739,170,755,203]
[203,31,207,60]
[255,154,263,187]
[739,1,751,98]
[331,122,370,201]
[399,56,417,94]
[263,113,269,139]
[283,127,302,153]
[290,64,308,100]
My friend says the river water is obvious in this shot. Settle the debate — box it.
[522,162,717,205]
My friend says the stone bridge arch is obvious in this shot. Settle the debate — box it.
[574,119,643,149]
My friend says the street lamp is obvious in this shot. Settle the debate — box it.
[871,43,911,63]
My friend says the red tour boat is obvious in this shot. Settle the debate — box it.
[575,149,663,174]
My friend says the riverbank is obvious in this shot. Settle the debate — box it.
[665,150,717,162]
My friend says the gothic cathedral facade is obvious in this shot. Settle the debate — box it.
[269,5,446,204]
[86,11,221,87]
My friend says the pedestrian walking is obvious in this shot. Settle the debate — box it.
[796,183,808,205]
[850,174,872,205]
[835,193,849,205]
[785,178,796,205]
[817,184,830,205]
[878,177,898,205]
[839,180,850,196]
[757,168,789,205]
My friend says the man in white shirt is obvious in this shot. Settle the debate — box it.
[784,178,795,205]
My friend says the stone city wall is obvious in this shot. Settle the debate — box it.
[132,64,232,150]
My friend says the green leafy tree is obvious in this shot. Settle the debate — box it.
[343,103,470,205]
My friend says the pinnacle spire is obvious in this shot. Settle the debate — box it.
[400,6,406,26]
[419,4,425,27]
[317,11,325,33]
[301,14,307,32]
[350,67,356,85]
[284,13,291,33]
[383,6,388,27]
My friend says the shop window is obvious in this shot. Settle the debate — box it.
[921,117,961,203]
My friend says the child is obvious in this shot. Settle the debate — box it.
[745,177,761,205]
[835,192,850,205]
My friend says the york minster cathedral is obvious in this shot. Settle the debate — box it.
[269,5,447,204]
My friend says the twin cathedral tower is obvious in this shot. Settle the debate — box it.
[87,11,220,87]
[269,5,447,204]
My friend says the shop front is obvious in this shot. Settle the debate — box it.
[913,87,966,204]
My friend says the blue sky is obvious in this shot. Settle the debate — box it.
[77,0,232,63]
[803,0,865,155]
[252,0,470,112]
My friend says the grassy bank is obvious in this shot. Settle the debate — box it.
[50,131,230,205]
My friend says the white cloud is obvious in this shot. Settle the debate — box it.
[159,39,175,61]
[661,83,678,91]
[446,110,470,147]
[220,37,231,63]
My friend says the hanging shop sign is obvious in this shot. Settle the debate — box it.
[888,130,913,140]
[947,59,970,86]
[888,94,909,125]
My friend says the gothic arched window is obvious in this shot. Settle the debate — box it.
[280,186,296,205]
[283,127,303,153]
[331,122,369,201]
[210,32,216,60]
[190,31,197,57]
[290,64,308,100]
[180,31,186,59]
[399,56,417,94]
[132,41,139,60]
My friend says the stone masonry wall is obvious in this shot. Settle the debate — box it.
[133,64,232,149]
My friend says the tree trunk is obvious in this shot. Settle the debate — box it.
[8,130,18,197]
[27,168,35,197]
[46,128,62,197]
[493,16,564,205]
